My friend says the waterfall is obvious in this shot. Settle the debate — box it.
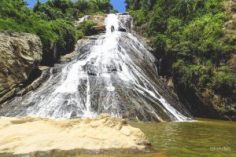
[0,14,191,121]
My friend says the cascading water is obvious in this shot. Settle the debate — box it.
[0,14,190,121]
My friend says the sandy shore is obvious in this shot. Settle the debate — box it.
[0,114,149,155]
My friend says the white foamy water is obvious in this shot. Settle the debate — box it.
[0,14,190,121]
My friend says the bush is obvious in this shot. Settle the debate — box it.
[212,66,236,96]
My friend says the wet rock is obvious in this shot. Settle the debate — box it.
[118,28,127,32]
[0,32,42,104]
[0,14,190,122]
[16,67,50,96]
[106,64,118,73]
[85,64,98,76]
[118,14,133,32]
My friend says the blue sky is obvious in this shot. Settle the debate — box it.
[111,0,125,13]
[26,0,126,13]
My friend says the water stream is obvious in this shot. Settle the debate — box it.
[0,14,190,121]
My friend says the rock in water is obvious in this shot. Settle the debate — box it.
[0,32,42,104]
[0,115,149,155]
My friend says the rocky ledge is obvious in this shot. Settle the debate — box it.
[0,115,150,156]
[0,32,42,104]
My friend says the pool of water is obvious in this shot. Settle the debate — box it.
[130,119,236,157]
[1,119,235,157]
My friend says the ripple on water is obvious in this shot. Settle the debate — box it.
[130,119,236,157]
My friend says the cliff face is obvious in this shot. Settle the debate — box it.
[127,0,236,120]
[0,32,42,104]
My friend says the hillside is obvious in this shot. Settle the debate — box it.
[126,0,236,120]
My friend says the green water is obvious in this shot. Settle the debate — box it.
[130,119,236,157]
[2,119,235,157]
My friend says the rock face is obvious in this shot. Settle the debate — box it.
[0,32,42,104]
[0,114,149,155]
[0,14,190,121]
[118,13,133,32]
[75,15,106,34]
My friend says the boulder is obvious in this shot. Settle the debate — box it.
[0,32,42,104]
[118,14,133,32]
[0,114,150,155]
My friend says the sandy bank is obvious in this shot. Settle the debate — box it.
[0,115,149,155]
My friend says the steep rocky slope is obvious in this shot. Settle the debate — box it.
[0,32,42,104]
[0,14,107,106]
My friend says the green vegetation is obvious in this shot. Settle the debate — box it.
[0,0,112,65]
[126,0,236,116]
[33,0,112,20]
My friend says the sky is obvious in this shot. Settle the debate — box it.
[26,0,126,13]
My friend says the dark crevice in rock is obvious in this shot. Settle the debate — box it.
[23,68,42,87]
[175,83,221,119]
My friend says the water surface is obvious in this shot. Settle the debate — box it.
[131,119,236,157]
